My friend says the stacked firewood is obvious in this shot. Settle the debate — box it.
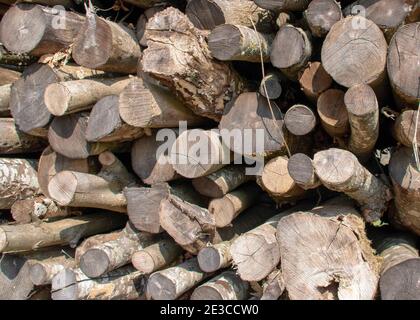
[0,0,419,300]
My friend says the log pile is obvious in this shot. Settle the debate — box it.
[0,0,418,301]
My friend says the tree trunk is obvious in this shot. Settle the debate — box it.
[208,24,273,62]
[29,253,75,286]
[191,270,249,300]
[141,7,245,121]
[259,71,282,100]
[344,84,379,160]
[254,0,310,12]
[298,61,332,103]
[0,158,39,209]
[44,77,131,116]
[317,89,349,138]
[0,4,84,55]
[313,148,392,223]
[0,84,11,116]
[304,0,342,37]
[197,240,231,273]
[284,104,317,136]
[0,212,127,253]
[185,0,275,32]
[393,110,420,148]
[277,199,380,300]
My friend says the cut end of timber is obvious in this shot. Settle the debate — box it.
[147,272,176,300]
[79,248,110,278]
[132,250,156,274]
[0,228,7,252]
[185,0,224,30]
[29,263,48,286]
[44,83,71,116]
[191,286,223,300]
[284,104,316,136]
[192,178,224,198]
[287,153,315,186]
[51,268,78,300]
[344,84,378,116]
[98,151,117,167]
[209,198,235,228]
[48,171,78,206]
[208,24,242,61]
[197,247,221,273]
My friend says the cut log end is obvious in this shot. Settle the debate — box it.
[317,89,349,137]
[191,286,224,300]
[47,171,77,206]
[44,83,71,116]
[29,263,48,286]
[197,247,221,273]
[147,272,177,300]
[79,248,110,278]
[131,250,156,274]
[284,104,316,136]
[287,153,319,189]
[208,24,243,61]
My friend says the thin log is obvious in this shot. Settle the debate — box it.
[123,0,169,8]
[0,84,11,116]
[317,89,349,138]
[393,110,420,148]
[304,0,342,37]
[276,12,295,28]
[287,153,321,190]
[75,231,121,264]
[298,61,332,103]
[197,240,231,273]
[313,148,392,223]
[98,151,138,188]
[259,71,282,100]
[284,104,317,136]
[254,0,310,12]
[261,269,285,300]
[29,253,75,286]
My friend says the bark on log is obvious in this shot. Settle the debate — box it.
[185,0,275,32]
[147,257,212,300]
[344,84,379,159]
[261,269,285,300]
[259,71,282,100]
[0,4,84,55]
[192,165,253,198]
[287,153,321,190]
[29,253,75,285]
[197,240,231,273]
[298,61,332,103]
[0,212,127,253]
[75,231,121,264]
[119,77,207,128]
[284,104,317,136]
[98,151,138,189]
[304,0,342,37]
[0,66,20,85]
[313,148,392,223]
[0,118,46,154]
[44,77,131,116]
[317,89,349,138]
[141,7,245,121]
[0,84,11,116]
[271,25,312,80]
[387,22,420,109]
[191,270,249,300]
[0,158,39,209]
[254,0,310,12]
[124,0,169,8]
[393,110,420,148]
[132,236,182,274]
[0,45,36,67]
[208,24,273,62]
[388,147,420,236]
[51,265,146,300]
[72,11,141,74]
[277,199,380,300]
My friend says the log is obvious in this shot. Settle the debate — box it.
[0,158,39,209]
[0,212,127,253]
[97,151,138,189]
[191,270,249,300]
[132,236,182,274]
[317,89,349,138]
[253,0,310,12]
[72,11,141,74]
[119,77,207,128]
[313,148,392,223]
[192,165,253,198]
[141,7,245,121]
[171,129,231,178]
[44,77,131,116]
[29,252,75,286]
[287,153,321,190]
[185,0,275,32]
[388,147,420,235]
[79,223,155,277]
[0,118,46,154]
[147,257,212,300]
[208,24,273,62]
[284,104,317,136]
[259,71,282,100]
[0,45,36,67]
[208,183,262,228]
[261,269,285,300]
[393,110,420,148]
[75,231,121,264]
[387,22,420,109]
[298,61,332,103]
[136,5,167,46]
[51,266,146,300]
[123,0,169,8]
[277,199,380,300]
[197,240,231,273]
[0,66,20,85]
[304,0,342,37]
[321,16,388,90]
[0,84,11,116]
[344,84,379,159]
[48,170,127,212]
[276,12,295,28]
[0,0,75,7]
[131,130,180,185]
[271,25,312,80]
[0,3,84,55]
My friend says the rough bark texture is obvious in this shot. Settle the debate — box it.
[298,61,332,103]
[304,0,342,37]
[287,153,321,190]
[393,110,420,147]
[29,253,75,285]
[317,89,349,138]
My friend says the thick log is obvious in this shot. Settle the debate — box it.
[393,110,420,148]
[0,66,20,85]
[0,212,127,253]
[313,148,392,223]
[45,77,130,116]
[29,253,75,286]
[259,71,282,100]
[344,84,379,159]
[304,0,342,37]
[72,11,141,74]
[321,16,388,90]
[147,257,212,300]
[75,231,121,264]
[191,270,249,300]
[0,4,84,55]
[271,25,312,80]
[0,158,39,209]
[0,118,46,154]
[284,104,316,136]
[298,62,332,103]
[317,89,349,138]
[51,266,146,300]
[141,7,245,121]
[185,0,275,32]
[136,5,167,46]
[277,199,380,300]
[0,84,11,116]
[388,147,420,235]
[192,165,253,198]
[119,77,207,128]
[208,24,273,62]
[197,240,231,273]
[171,129,231,178]
[208,183,261,228]
[132,236,182,274]
[387,22,420,109]
[254,0,309,12]
[287,153,321,190]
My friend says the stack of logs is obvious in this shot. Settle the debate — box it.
[0,0,419,300]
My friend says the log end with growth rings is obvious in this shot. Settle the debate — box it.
[47,171,78,206]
